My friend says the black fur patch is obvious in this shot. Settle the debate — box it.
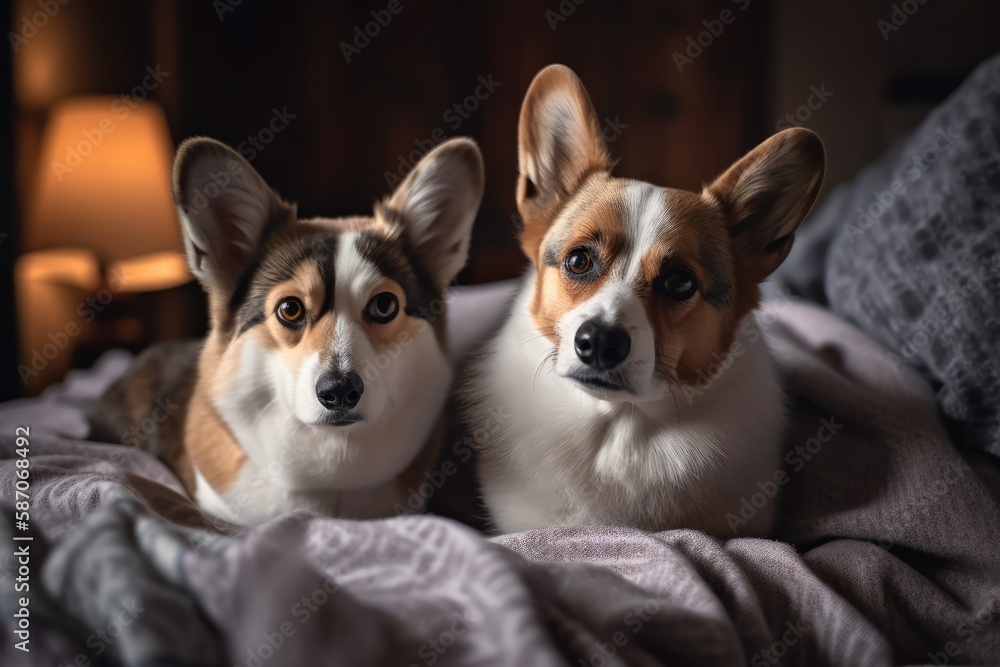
[234,230,338,336]
[542,244,563,268]
[354,226,438,321]
[227,205,296,320]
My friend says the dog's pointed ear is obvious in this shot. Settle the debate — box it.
[707,128,825,281]
[172,137,292,294]
[517,65,611,253]
[384,137,484,290]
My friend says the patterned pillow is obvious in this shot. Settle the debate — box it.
[819,54,1000,456]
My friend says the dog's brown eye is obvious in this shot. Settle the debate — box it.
[366,292,399,324]
[565,249,593,275]
[660,267,698,300]
[276,297,305,325]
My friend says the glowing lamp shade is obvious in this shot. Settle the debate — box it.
[17,97,190,393]
[25,96,183,264]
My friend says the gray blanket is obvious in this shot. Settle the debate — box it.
[1,286,999,666]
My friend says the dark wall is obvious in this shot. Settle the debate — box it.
[7,0,774,395]
[1,7,17,401]
[169,0,769,283]
[9,0,997,395]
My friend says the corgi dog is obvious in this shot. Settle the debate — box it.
[465,65,824,537]
[93,136,484,526]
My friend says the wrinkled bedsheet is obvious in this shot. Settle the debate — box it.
[1,286,999,666]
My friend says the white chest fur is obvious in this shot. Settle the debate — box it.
[469,282,786,537]
[195,323,451,526]
[193,465,408,526]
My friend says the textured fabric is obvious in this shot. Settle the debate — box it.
[1,284,999,666]
[771,53,1000,457]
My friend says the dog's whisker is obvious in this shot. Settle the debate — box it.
[519,333,555,348]
[533,349,557,392]
[251,398,280,429]
[654,353,709,392]
[668,386,681,423]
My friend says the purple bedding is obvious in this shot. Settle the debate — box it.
[1,283,998,666]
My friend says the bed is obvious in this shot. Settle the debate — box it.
[1,278,999,666]
[3,51,1000,667]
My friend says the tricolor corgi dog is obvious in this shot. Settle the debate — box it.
[465,65,824,536]
[93,136,484,526]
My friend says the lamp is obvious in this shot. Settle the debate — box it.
[25,96,185,266]
[17,97,190,393]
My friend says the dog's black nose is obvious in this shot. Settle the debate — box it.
[316,371,364,410]
[575,320,631,370]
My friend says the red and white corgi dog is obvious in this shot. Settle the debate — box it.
[465,65,824,536]
[95,136,484,526]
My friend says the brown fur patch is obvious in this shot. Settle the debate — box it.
[516,67,613,264]
[514,66,824,394]
[528,176,626,342]
[520,174,761,389]
[649,298,727,385]
[186,332,247,493]
[184,388,247,493]
[90,340,200,492]
[252,261,341,373]
[641,190,738,385]
[706,128,825,282]
[529,271,598,344]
